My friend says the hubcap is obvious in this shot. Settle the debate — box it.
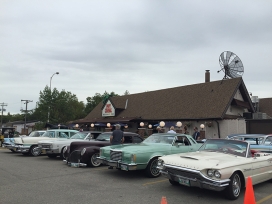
[232,174,241,197]
[150,159,160,176]
[32,147,41,156]
[91,153,100,166]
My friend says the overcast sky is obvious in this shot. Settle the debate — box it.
[1,0,272,115]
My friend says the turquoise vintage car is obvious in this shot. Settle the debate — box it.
[97,133,203,177]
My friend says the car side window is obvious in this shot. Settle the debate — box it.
[49,132,55,138]
[124,136,132,143]
[174,136,191,146]
[58,132,68,138]
[133,136,143,143]
[69,132,77,137]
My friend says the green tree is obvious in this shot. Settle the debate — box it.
[123,90,130,95]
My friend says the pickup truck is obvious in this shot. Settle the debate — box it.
[97,133,203,178]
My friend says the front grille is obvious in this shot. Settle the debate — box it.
[165,167,203,181]
[69,150,81,163]
[110,150,122,161]
[41,145,51,149]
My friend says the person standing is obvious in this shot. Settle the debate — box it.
[192,127,200,141]
[167,126,176,133]
[183,125,189,135]
[109,124,124,169]
[157,126,164,133]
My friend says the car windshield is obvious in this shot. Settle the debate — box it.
[95,133,111,141]
[143,134,175,144]
[28,131,45,137]
[199,139,248,157]
[70,132,89,139]
[231,136,264,145]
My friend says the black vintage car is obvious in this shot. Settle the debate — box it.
[63,132,143,167]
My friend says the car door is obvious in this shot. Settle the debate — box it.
[251,154,272,184]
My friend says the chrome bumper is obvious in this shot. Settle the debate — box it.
[42,148,59,154]
[159,164,230,191]
[97,157,137,171]
[16,145,30,153]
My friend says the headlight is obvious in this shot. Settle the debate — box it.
[214,170,221,178]
[157,159,164,167]
[207,169,214,177]
[81,148,86,156]
[131,154,136,163]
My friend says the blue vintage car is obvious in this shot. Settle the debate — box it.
[229,134,272,153]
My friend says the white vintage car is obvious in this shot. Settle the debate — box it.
[157,139,272,200]
[13,129,78,156]
[38,131,102,159]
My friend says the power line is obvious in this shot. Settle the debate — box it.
[0,102,8,128]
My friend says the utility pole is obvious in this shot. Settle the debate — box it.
[21,100,33,134]
[0,102,8,129]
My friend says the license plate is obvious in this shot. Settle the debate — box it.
[178,178,190,186]
[71,163,79,168]
[42,149,47,154]
[120,164,128,171]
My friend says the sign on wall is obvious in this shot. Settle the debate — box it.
[102,100,115,117]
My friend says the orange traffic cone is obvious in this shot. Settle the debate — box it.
[161,196,167,204]
[244,176,256,204]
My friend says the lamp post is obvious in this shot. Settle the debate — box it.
[147,124,153,136]
[47,72,59,124]
[159,121,165,133]
[58,124,60,129]
[91,123,94,128]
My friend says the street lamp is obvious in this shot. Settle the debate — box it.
[200,124,205,130]
[159,121,165,128]
[140,122,144,127]
[91,123,94,128]
[58,124,60,129]
[47,72,59,123]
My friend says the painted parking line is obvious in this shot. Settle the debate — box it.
[142,179,168,186]
[256,193,272,204]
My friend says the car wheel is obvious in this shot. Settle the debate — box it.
[30,145,41,156]
[88,153,101,167]
[61,146,67,160]
[47,154,57,158]
[145,157,161,178]
[224,172,242,200]
[169,179,179,186]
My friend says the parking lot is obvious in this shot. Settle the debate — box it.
[0,147,272,204]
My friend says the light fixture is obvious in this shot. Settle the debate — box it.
[91,123,94,128]
[107,123,111,128]
[159,121,165,128]
[140,122,144,127]
[58,124,60,129]
[124,124,128,129]
[200,124,205,130]
[75,124,79,128]
[176,121,182,128]
[148,124,152,129]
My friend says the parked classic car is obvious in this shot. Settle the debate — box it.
[13,129,78,156]
[38,131,102,159]
[63,131,143,167]
[157,139,272,200]
[230,134,272,153]
[97,133,203,177]
[3,130,46,152]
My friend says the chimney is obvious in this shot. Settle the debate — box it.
[205,70,210,82]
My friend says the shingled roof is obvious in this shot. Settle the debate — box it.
[80,77,253,123]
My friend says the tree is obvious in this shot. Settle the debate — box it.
[33,86,85,125]
[123,90,130,95]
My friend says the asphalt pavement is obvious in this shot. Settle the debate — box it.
[0,147,272,204]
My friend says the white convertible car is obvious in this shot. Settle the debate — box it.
[157,139,272,200]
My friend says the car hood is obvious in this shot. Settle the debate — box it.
[160,151,247,170]
[103,143,170,153]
